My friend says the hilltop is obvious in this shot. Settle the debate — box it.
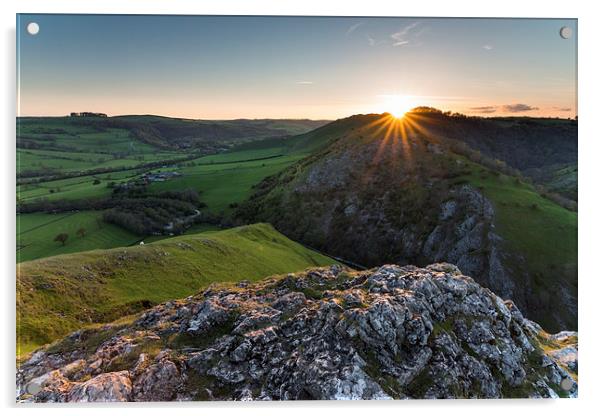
[16,223,336,354]
[235,111,577,332]
[17,264,577,401]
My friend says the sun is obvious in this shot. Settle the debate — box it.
[383,95,415,118]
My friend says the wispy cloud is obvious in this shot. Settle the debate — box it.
[553,106,572,112]
[502,103,539,113]
[366,34,387,47]
[346,22,363,36]
[483,45,493,50]
[470,106,497,114]
[295,81,314,85]
[391,22,420,47]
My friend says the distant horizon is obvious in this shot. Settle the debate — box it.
[17,15,577,119]
[16,108,578,121]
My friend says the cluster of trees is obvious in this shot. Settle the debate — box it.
[445,139,523,178]
[37,186,208,241]
[19,183,204,216]
[52,227,86,246]
[102,195,200,235]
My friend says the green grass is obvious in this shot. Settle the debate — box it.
[17,168,148,202]
[17,211,141,262]
[142,223,222,244]
[149,154,304,213]
[16,223,337,354]
[461,165,577,329]
[463,167,577,274]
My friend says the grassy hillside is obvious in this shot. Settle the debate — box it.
[458,163,577,329]
[113,115,328,147]
[17,223,336,354]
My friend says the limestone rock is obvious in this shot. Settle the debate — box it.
[17,264,577,402]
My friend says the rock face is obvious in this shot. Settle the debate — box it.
[17,264,577,402]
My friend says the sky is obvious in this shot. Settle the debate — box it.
[17,15,577,119]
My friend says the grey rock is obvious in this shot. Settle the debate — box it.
[17,264,578,402]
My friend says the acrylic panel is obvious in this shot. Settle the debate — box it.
[16,14,577,402]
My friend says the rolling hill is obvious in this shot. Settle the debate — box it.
[235,111,577,332]
[16,223,336,355]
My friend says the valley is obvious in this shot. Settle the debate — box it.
[17,115,329,262]
[16,110,578,399]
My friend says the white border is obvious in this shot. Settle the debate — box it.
[2,1,601,415]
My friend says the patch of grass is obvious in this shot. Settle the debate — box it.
[430,318,454,339]
[45,315,136,356]
[104,338,164,372]
[168,317,237,351]
[404,367,433,398]
[147,152,306,214]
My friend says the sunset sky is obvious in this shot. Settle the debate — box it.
[17,15,577,119]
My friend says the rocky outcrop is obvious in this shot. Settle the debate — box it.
[17,264,577,402]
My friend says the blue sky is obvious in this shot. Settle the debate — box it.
[17,15,577,119]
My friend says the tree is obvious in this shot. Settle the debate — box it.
[54,233,68,246]
[76,227,86,238]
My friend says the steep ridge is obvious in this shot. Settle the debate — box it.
[235,113,577,332]
[17,224,336,354]
[17,264,577,401]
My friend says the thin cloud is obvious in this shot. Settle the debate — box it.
[502,103,539,113]
[367,34,386,47]
[295,81,314,85]
[346,22,363,36]
[483,45,493,50]
[553,106,572,112]
[470,106,497,114]
[391,22,420,47]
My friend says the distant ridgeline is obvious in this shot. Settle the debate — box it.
[69,112,108,117]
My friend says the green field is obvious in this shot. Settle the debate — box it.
[17,211,141,262]
[17,148,181,175]
[17,223,337,354]
[462,166,577,274]
[148,153,305,213]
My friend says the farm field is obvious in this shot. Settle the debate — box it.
[17,148,182,174]
[17,211,140,262]
[19,144,307,209]
[148,153,305,213]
